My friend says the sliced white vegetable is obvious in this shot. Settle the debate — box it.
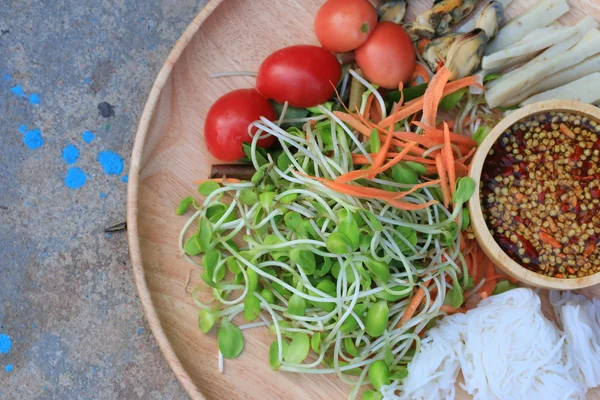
[486,17,598,92]
[457,0,514,33]
[485,28,600,108]
[520,72,600,105]
[482,26,577,70]
[506,53,600,105]
[484,0,569,55]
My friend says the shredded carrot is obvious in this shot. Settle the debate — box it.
[352,153,436,166]
[397,281,431,328]
[370,98,383,124]
[370,124,396,174]
[435,153,450,208]
[393,180,441,200]
[440,305,466,314]
[422,66,452,128]
[193,178,242,184]
[442,122,456,196]
[386,198,439,210]
[333,111,377,138]
[411,63,431,86]
[364,93,375,120]
[412,122,478,147]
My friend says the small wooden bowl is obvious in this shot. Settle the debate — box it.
[468,100,600,290]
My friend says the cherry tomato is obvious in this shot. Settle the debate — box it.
[204,89,277,161]
[314,0,378,53]
[256,45,342,108]
[355,22,416,89]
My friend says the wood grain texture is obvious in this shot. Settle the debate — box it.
[127,1,600,399]
[469,100,600,290]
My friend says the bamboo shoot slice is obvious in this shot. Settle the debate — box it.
[482,26,577,70]
[485,29,600,108]
[521,73,600,105]
[506,54,600,105]
[485,0,569,55]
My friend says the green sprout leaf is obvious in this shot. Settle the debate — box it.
[326,232,353,254]
[184,234,202,256]
[369,360,390,390]
[269,339,289,370]
[176,196,194,215]
[365,301,389,337]
[198,308,219,334]
[311,332,321,353]
[218,318,244,359]
[287,293,307,316]
[198,181,220,196]
[493,280,518,295]
[285,333,310,364]
[243,294,261,322]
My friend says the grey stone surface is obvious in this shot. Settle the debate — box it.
[0,1,209,398]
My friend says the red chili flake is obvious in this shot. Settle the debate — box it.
[570,146,582,162]
[538,192,546,203]
[591,187,600,199]
[514,232,539,259]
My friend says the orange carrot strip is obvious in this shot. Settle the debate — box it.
[417,39,430,56]
[440,305,466,314]
[397,281,431,328]
[435,153,450,208]
[193,178,242,184]
[352,153,436,166]
[393,179,441,199]
[443,122,456,196]
[371,125,395,171]
[333,111,376,138]
[337,143,418,183]
[412,122,478,147]
[406,75,484,107]
[422,66,452,127]
[371,98,383,124]
[386,199,439,210]
[364,93,375,120]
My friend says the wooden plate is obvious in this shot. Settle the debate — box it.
[127,1,600,399]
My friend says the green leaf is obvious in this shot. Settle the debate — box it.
[287,293,307,316]
[198,181,220,196]
[404,161,427,175]
[375,285,410,302]
[218,318,244,359]
[198,308,219,334]
[306,101,333,114]
[260,288,276,304]
[369,360,390,390]
[453,177,476,204]
[285,333,310,364]
[344,338,359,357]
[311,279,336,312]
[444,282,464,309]
[311,332,321,353]
[369,129,381,153]
[176,196,194,215]
[440,88,467,111]
[365,258,390,282]
[269,339,289,370]
[461,207,470,231]
[242,142,269,167]
[203,250,224,281]
[493,280,518,295]
[389,366,409,380]
[272,102,309,120]
[326,232,353,254]
[251,164,268,184]
[197,220,213,253]
[363,390,383,400]
[391,163,418,185]
[340,302,367,333]
[243,294,261,321]
[246,268,258,294]
[239,189,259,206]
[363,210,383,231]
[277,152,293,172]
[365,301,389,337]
[269,321,292,335]
[473,125,492,145]
[465,275,474,290]
[384,344,394,366]
[280,192,298,204]
[290,249,316,275]
[387,83,428,103]
[338,212,359,251]
[184,234,202,256]
[227,257,241,275]
[359,230,374,252]
[259,191,276,210]
[484,73,502,82]
[284,211,303,230]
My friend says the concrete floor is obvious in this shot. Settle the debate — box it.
[0,1,208,398]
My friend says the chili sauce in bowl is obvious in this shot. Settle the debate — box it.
[480,111,600,279]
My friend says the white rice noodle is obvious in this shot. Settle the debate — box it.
[385,289,589,400]
[550,290,600,388]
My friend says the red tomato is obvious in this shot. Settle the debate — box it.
[204,89,277,161]
[355,22,416,89]
[256,45,342,108]
[314,0,378,53]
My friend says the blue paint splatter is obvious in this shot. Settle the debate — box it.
[84,77,91,84]
[29,93,40,105]
[97,151,123,175]
[64,167,86,190]
[25,201,30,206]
[92,368,97,374]
[10,85,26,98]
[18,124,27,134]
[82,130,95,144]
[61,145,80,165]
[4,365,13,373]
[121,175,128,183]
[23,129,43,149]
[137,328,143,334]
[0,334,12,354]
[32,323,37,328]
[106,233,112,238]
[3,73,10,81]
[100,192,106,199]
